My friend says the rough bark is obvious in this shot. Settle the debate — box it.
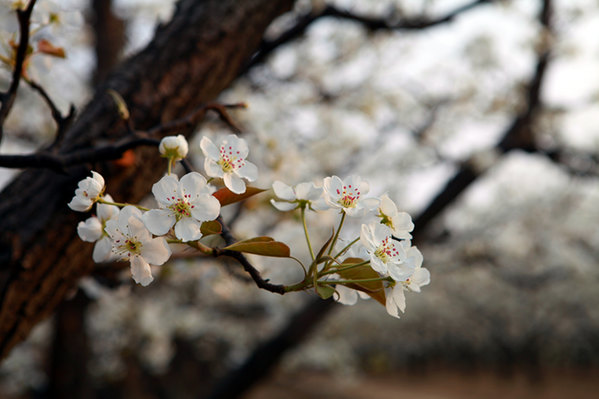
[0,0,294,360]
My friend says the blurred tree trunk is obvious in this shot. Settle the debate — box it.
[0,0,294,360]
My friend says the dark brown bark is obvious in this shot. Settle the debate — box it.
[0,0,294,360]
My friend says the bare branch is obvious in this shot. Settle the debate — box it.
[0,0,38,144]
[248,0,497,69]
[215,216,287,295]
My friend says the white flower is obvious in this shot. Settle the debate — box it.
[270,180,329,211]
[77,194,119,263]
[377,194,414,240]
[200,134,258,194]
[105,206,171,286]
[142,172,221,242]
[68,171,105,212]
[323,175,379,217]
[360,222,413,281]
[159,134,188,161]
[385,247,430,319]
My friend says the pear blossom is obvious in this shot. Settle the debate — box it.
[385,247,430,318]
[200,134,258,194]
[105,206,171,286]
[159,134,188,161]
[68,171,105,212]
[323,175,379,217]
[270,180,329,211]
[377,194,414,240]
[360,222,414,281]
[77,194,119,263]
[142,172,220,242]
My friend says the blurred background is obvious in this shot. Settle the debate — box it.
[1,0,599,397]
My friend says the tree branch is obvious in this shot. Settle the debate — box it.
[0,0,38,144]
[247,0,497,69]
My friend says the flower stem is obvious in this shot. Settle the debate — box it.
[97,197,149,211]
[167,158,173,175]
[333,236,359,259]
[327,211,346,256]
[301,206,315,261]
[317,276,391,285]
[319,260,370,277]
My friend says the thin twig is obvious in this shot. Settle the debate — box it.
[0,0,38,144]
[215,216,287,294]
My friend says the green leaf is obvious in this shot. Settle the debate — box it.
[213,186,266,206]
[337,257,386,306]
[223,236,290,257]
[200,220,222,236]
[316,284,336,300]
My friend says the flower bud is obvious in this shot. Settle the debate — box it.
[159,135,188,161]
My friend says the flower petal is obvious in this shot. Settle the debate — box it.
[204,158,224,178]
[270,199,297,211]
[272,181,295,201]
[224,173,246,194]
[190,195,220,221]
[152,174,179,206]
[93,237,114,263]
[334,285,358,305]
[77,217,102,242]
[140,236,171,265]
[174,218,203,242]
[142,209,175,236]
[130,255,154,286]
[200,136,219,160]
[180,172,207,199]
[68,196,92,212]
[237,161,258,181]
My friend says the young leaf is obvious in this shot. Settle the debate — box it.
[337,257,386,306]
[200,220,222,236]
[213,186,266,206]
[37,39,66,58]
[223,236,290,257]
[316,284,336,300]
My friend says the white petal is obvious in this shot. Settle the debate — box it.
[372,223,392,244]
[142,209,175,236]
[130,255,154,286]
[369,256,387,275]
[388,262,415,282]
[386,291,401,318]
[190,195,221,221]
[204,158,224,178]
[200,136,220,160]
[128,213,152,241]
[68,196,92,212]
[270,199,296,211]
[77,217,103,242]
[272,181,295,201]
[152,174,179,206]
[117,206,143,234]
[310,198,330,211]
[360,224,377,251]
[323,176,342,202]
[97,195,119,221]
[237,161,258,181]
[406,246,423,268]
[361,197,381,213]
[224,173,246,194]
[90,171,105,189]
[93,237,114,263]
[293,182,312,200]
[140,236,171,265]
[225,134,248,158]
[180,172,207,199]
[379,194,397,215]
[410,268,431,291]
[174,218,203,242]
[334,285,358,305]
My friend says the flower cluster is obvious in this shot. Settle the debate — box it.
[69,134,257,286]
[69,132,429,318]
[270,175,430,318]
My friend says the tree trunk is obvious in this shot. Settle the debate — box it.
[0,0,294,360]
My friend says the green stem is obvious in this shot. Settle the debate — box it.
[333,236,359,259]
[319,260,370,277]
[98,197,149,211]
[301,206,315,261]
[167,158,173,175]
[317,276,391,285]
[327,211,346,256]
